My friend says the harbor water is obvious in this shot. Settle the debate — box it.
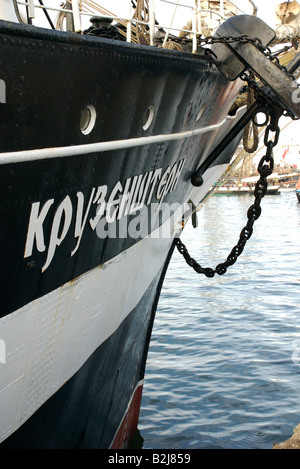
[138,190,300,449]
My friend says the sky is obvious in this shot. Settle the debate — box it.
[90,0,281,29]
[42,0,283,30]
[24,0,300,156]
[98,0,281,28]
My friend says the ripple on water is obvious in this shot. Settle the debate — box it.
[139,192,300,449]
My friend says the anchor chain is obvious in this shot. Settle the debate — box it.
[176,31,298,276]
[199,34,300,119]
[175,110,281,278]
[199,34,299,86]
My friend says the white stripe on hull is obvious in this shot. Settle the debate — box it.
[0,118,230,165]
[0,209,184,443]
[0,163,226,444]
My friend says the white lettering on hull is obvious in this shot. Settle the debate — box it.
[24,159,186,271]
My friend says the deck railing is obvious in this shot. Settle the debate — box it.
[15,0,252,53]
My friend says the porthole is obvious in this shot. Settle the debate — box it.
[142,105,155,130]
[80,105,97,135]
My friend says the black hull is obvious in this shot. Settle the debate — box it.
[0,20,243,448]
[1,241,175,449]
[0,20,241,319]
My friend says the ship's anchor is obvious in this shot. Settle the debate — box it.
[176,15,300,277]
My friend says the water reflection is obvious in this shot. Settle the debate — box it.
[139,192,300,449]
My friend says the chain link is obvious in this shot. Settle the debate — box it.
[199,34,299,82]
[175,109,281,278]
[199,34,300,119]
[175,33,297,276]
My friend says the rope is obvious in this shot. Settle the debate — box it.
[163,40,183,51]
[12,0,25,23]
[132,0,150,44]
[81,0,150,44]
[243,86,259,153]
[55,3,68,30]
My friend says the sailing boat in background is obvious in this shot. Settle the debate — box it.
[296,176,300,201]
